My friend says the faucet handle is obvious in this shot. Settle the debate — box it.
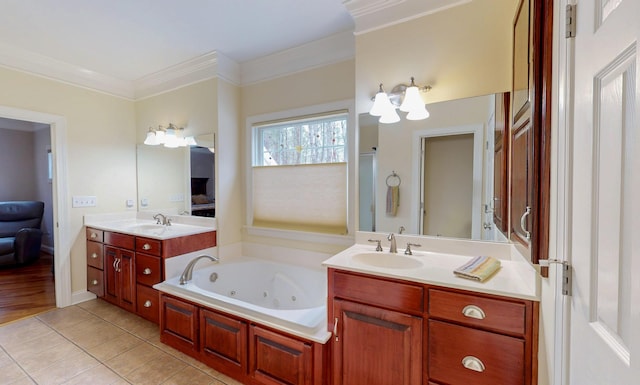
[368,239,383,252]
[404,243,422,255]
[166,217,172,226]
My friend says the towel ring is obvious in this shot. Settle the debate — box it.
[386,171,401,187]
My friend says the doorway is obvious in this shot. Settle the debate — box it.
[0,105,71,309]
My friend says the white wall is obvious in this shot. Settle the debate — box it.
[0,128,36,200]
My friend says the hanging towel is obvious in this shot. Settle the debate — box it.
[386,185,399,216]
[453,255,501,282]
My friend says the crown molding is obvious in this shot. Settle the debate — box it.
[0,42,135,99]
[240,30,355,86]
[344,0,471,35]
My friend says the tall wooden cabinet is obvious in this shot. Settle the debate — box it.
[509,0,553,272]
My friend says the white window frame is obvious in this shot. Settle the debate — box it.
[245,100,356,245]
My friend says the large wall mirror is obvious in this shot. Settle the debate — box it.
[359,93,509,242]
[136,133,215,216]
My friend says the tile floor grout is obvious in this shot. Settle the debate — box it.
[0,299,244,385]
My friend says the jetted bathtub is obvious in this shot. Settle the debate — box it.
[154,257,329,343]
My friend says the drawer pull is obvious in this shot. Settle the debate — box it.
[144,300,153,308]
[462,356,485,372]
[143,268,152,275]
[91,253,98,259]
[462,305,486,320]
[91,279,99,286]
[90,232,97,239]
[333,317,339,342]
[143,243,151,250]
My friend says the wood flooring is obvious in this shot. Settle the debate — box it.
[0,252,56,324]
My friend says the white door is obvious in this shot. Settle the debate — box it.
[567,0,639,383]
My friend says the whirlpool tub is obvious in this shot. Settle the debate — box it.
[154,256,330,343]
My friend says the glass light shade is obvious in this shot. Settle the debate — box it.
[164,127,178,148]
[379,108,400,124]
[143,131,158,145]
[370,91,392,116]
[185,136,197,146]
[406,105,430,120]
[155,129,166,144]
[399,85,425,113]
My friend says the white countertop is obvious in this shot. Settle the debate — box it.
[84,212,216,240]
[322,235,540,301]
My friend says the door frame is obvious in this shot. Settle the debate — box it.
[411,124,483,237]
[0,105,72,308]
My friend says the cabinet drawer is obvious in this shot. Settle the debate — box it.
[428,289,526,336]
[428,320,524,385]
[86,228,103,242]
[104,232,135,250]
[136,253,162,286]
[87,266,104,297]
[136,284,159,323]
[332,270,423,314]
[86,241,103,269]
[136,237,162,256]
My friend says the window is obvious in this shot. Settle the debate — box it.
[250,110,349,235]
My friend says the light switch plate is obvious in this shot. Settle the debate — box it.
[72,195,97,207]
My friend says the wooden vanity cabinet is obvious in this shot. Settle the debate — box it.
[159,293,327,385]
[86,226,217,323]
[328,269,539,385]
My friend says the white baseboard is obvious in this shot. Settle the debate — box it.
[72,290,96,305]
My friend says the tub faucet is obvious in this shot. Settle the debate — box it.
[179,255,219,285]
[387,233,397,253]
[153,213,171,226]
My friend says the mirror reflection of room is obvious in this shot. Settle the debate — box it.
[190,145,215,217]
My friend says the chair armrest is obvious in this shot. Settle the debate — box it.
[14,228,43,264]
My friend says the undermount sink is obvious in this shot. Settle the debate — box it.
[124,223,168,234]
[132,224,165,231]
[351,252,423,269]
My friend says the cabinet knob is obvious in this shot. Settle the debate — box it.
[143,268,152,275]
[91,253,98,259]
[143,243,151,250]
[462,304,486,320]
[462,356,485,372]
[91,279,99,286]
[90,232,97,239]
[144,300,153,308]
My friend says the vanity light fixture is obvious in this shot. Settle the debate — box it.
[143,123,197,148]
[369,77,431,123]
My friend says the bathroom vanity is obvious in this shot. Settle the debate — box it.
[323,235,539,385]
[85,215,216,323]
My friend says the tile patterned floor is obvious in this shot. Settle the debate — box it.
[0,299,246,385]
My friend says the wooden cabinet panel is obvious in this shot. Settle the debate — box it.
[332,270,423,315]
[104,246,135,312]
[136,284,159,323]
[104,231,134,250]
[135,237,161,256]
[87,266,104,297]
[428,320,525,385]
[86,228,103,242]
[160,295,199,355]
[86,241,103,269]
[510,118,534,249]
[333,298,422,385]
[135,253,162,286]
[250,325,313,385]
[428,289,526,336]
[200,308,248,377]
[493,92,510,234]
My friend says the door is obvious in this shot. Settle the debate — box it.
[567,0,639,383]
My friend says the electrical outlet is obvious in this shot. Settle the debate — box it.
[126,199,134,208]
[140,198,149,207]
[72,195,97,207]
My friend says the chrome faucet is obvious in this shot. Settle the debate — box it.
[179,255,219,285]
[387,233,397,253]
[153,213,171,226]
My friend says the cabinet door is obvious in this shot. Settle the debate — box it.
[493,92,510,234]
[200,308,248,377]
[250,325,313,385]
[104,246,119,304]
[332,299,422,385]
[119,249,136,312]
[160,295,199,355]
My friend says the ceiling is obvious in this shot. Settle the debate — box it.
[0,0,470,99]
